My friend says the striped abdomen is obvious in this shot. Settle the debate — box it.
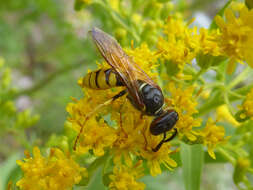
[80,68,123,89]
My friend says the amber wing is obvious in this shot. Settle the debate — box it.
[91,27,160,109]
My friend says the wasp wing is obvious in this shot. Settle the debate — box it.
[91,27,160,109]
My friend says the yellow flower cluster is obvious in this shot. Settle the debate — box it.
[215,2,253,69]
[16,147,87,190]
[157,3,253,72]
[199,118,228,159]
[125,43,160,80]
[109,161,145,190]
[157,16,198,70]
[242,88,253,119]
[166,82,202,141]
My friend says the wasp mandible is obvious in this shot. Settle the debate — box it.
[74,28,178,152]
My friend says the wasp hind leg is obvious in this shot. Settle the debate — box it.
[73,89,127,150]
[152,128,177,152]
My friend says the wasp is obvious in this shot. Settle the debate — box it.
[74,28,178,152]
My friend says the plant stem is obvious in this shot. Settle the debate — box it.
[197,83,253,117]
[12,60,85,98]
[190,68,207,85]
[227,67,251,89]
[217,147,236,165]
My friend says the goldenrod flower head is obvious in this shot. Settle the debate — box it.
[198,28,222,57]
[215,3,253,68]
[242,88,253,119]
[77,118,117,156]
[199,118,227,159]
[167,82,202,141]
[157,17,198,70]
[109,162,145,190]
[125,43,160,80]
[139,136,178,176]
[16,147,86,190]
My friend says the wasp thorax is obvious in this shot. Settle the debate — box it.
[140,83,164,115]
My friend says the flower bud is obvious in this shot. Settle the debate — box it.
[114,28,127,41]
[233,157,250,184]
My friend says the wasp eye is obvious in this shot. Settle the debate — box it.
[154,95,161,104]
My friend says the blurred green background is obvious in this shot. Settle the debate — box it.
[0,0,239,189]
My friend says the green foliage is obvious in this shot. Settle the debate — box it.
[181,143,204,190]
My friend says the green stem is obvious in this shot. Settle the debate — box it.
[203,82,224,90]
[228,91,246,99]
[190,68,207,85]
[197,83,253,117]
[227,67,251,89]
[224,92,235,114]
[217,147,236,165]
[12,60,85,98]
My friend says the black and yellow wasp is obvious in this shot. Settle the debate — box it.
[74,28,178,152]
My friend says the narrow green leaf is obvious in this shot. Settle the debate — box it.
[78,153,109,186]
[0,153,21,190]
[209,0,232,30]
[180,143,204,190]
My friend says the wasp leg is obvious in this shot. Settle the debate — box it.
[152,128,177,152]
[73,89,127,150]
[152,133,166,152]
[112,89,127,101]
[119,97,128,137]
[163,128,177,142]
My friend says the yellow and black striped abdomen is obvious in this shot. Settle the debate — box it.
[80,68,123,89]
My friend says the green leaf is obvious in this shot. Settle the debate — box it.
[0,153,21,190]
[78,153,109,186]
[102,172,112,187]
[86,167,107,190]
[209,0,232,30]
[180,143,204,190]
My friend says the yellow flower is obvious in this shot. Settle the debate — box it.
[198,28,222,57]
[77,117,117,156]
[215,3,253,69]
[167,82,202,141]
[125,43,160,80]
[16,147,86,190]
[242,88,253,119]
[109,162,145,190]
[216,104,240,127]
[139,133,178,176]
[199,118,227,159]
[158,17,199,70]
